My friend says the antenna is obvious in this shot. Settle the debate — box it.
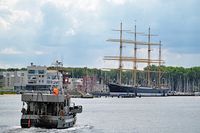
[51,60,63,68]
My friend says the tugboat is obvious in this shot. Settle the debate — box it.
[20,63,82,128]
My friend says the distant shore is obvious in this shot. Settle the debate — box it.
[0,91,16,95]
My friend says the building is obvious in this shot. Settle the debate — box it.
[14,71,28,91]
[0,63,63,93]
[0,72,15,88]
[0,71,27,92]
[0,73,3,88]
[25,63,63,91]
[66,78,83,90]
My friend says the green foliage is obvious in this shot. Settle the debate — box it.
[0,91,16,95]
[6,68,20,71]
[1,65,200,92]
[0,67,27,72]
[0,68,6,72]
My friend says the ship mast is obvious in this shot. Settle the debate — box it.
[145,27,158,87]
[107,22,130,85]
[104,23,163,87]
[147,27,151,86]
[127,22,144,87]
[133,24,137,87]
[158,41,162,88]
[119,22,123,85]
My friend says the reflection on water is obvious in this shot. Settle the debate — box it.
[1,95,200,133]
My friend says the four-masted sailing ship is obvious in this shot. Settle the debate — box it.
[104,22,169,97]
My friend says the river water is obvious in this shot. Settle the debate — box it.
[0,95,200,133]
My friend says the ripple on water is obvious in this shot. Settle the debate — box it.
[2,125,95,133]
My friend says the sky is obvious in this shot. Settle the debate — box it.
[0,0,199,69]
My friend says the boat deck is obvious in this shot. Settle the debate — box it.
[21,93,65,102]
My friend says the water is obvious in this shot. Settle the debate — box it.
[0,95,200,133]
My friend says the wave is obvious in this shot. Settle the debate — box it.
[2,124,94,133]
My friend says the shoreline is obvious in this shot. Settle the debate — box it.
[0,92,17,95]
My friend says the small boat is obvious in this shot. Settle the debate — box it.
[81,93,94,98]
[20,63,82,129]
[21,92,82,129]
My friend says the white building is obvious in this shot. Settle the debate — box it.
[67,78,83,90]
[0,71,27,90]
[26,63,63,91]
[14,71,28,90]
[0,63,63,92]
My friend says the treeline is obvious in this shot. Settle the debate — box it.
[146,65,200,92]
[49,65,200,92]
[48,65,200,92]
[0,68,27,71]
[1,66,200,92]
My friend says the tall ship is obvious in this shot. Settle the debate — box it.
[20,62,82,128]
[104,22,169,97]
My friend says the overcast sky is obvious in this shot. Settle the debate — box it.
[0,0,199,69]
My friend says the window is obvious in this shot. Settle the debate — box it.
[38,70,45,74]
[31,76,36,80]
[28,70,35,74]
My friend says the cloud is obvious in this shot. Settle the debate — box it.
[0,0,199,68]
[33,51,46,55]
[0,48,23,55]
[163,49,200,67]
[107,0,127,5]
[0,5,32,30]
[0,61,25,68]
[0,17,10,30]
[0,47,46,56]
